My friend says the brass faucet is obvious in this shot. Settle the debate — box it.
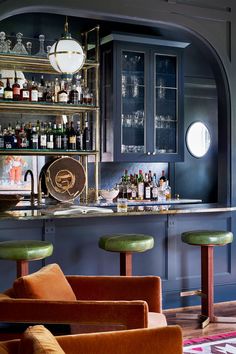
[24,169,35,206]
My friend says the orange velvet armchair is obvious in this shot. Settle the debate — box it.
[0,264,167,338]
[0,324,183,354]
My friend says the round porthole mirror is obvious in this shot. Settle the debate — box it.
[186,122,211,158]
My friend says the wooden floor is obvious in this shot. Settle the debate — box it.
[163,301,236,339]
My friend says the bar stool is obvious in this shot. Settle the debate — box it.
[0,240,53,278]
[180,230,234,328]
[99,234,154,276]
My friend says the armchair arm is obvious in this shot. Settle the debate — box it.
[66,276,162,312]
[0,298,148,330]
[57,325,183,354]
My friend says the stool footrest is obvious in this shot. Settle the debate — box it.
[180,289,206,298]
[214,316,236,323]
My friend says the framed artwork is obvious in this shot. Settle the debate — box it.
[0,155,38,194]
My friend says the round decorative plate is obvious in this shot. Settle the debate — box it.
[44,157,86,202]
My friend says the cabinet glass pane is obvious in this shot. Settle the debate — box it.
[155,54,177,154]
[121,51,145,154]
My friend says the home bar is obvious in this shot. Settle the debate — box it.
[0,0,234,349]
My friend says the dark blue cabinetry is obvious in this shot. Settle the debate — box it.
[101,33,187,162]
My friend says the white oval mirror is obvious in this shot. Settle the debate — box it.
[186,122,211,158]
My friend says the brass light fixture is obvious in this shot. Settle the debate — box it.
[48,17,85,77]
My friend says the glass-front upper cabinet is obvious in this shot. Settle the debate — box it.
[101,33,187,162]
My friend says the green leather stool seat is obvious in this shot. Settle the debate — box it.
[99,234,154,253]
[0,240,53,260]
[181,230,233,246]
[0,240,53,278]
[99,234,154,276]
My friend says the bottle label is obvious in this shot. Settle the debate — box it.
[13,87,20,95]
[0,87,4,97]
[58,92,68,103]
[152,187,158,199]
[145,186,151,199]
[31,89,38,102]
[4,91,13,99]
[22,91,29,98]
[55,136,62,149]
[69,136,76,144]
[40,135,47,148]
[138,182,144,199]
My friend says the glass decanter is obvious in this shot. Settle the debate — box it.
[35,34,47,57]
[0,32,8,53]
[12,33,28,55]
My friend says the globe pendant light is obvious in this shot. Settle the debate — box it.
[48,18,85,78]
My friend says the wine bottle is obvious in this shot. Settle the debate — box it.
[68,121,76,150]
[4,78,13,101]
[12,72,21,101]
[82,120,91,150]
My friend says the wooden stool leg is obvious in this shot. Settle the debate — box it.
[201,246,214,322]
[120,252,132,276]
[17,260,29,278]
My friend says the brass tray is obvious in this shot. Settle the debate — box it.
[44,157,86,202]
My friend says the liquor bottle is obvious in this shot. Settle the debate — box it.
[82,120,91,150]
[137,169,144,200]
[68,121,77,150]
[12,72,21,101]
[17,124,28,149]
[61,122,69,150]
[46,122,54,149]
[0,74,4,99]
[58,80,68,103]
[130,175,137,200]
[4,123,16,149]
[45,83,53,102]
[54,78,60,103]
[165,180,171,200]
[144,173,151,200]
[39,122,47,149]
[38,75,45,102]
[4,78,13,100]
[76,121,83,150]
[30,77,38,102]
[0,125,4,148]
[69,85,79,104]
[54,123,62,150]
[160,170,167,182]
[75,75,83,104]
[151,173,158,200]
[30,126,39,149]
[20,82,30,101]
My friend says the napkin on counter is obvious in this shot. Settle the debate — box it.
[42,205,114,215]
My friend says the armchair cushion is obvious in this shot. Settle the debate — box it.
[19,325,65,354]
[13,263,76,301]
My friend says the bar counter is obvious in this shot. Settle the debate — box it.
[0,199,234,221]
[0,199,235,310]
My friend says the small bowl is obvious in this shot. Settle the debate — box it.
[99,189,119,203]
[0,194,24,212]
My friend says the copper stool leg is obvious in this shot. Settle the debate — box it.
[120,252,132,276]
[17,260,29,278]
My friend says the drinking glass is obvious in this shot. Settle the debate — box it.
[117,198,128,213]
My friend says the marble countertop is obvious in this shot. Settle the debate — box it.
[0,200,235,221]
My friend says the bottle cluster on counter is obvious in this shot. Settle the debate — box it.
[117,169,171,201]
[0,73,94,105]
[0,119,92,150]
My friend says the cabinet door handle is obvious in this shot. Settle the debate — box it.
[147,152,151,155]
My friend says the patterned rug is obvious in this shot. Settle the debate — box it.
[184,331,236,353]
